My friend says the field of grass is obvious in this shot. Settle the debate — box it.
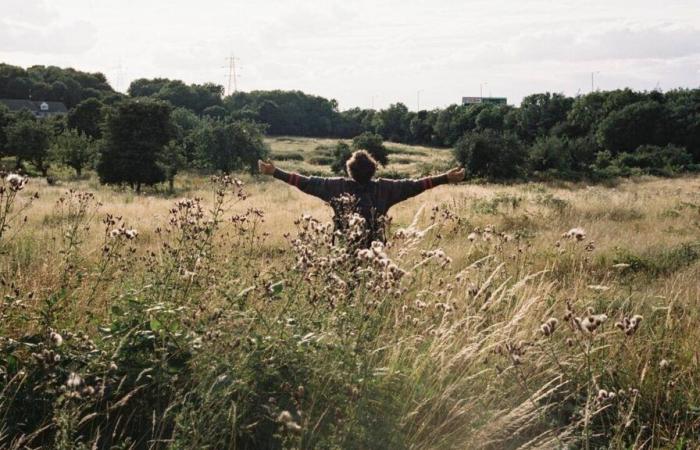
[266,136,454,178]
[1,146,700,448]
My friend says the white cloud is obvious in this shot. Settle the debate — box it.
[1,0,699,107]
[0,19,98,54]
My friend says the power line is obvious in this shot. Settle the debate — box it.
[224,55,239,95]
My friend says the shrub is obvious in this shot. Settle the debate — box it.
[351,132,388,165]
[612,144,692,176]
[528,135,572,173]
[331,133,389,176]
[453,130,526,180]
[330,141,352,174]
[308,155,334,165]
[274,151,305,161]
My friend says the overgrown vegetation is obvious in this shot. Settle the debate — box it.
[3,62,700,186]
[1,171,699,449]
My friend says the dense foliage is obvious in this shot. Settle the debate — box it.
[190,119,268,174]
[128,78,224,114]
[2,62,700,182]
[97,99,175,191]
[5,112,52,175]
[330,132,389,175]
[1,175,699,448]
[0,63,119,108]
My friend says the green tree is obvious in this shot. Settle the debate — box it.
[158,140,187,192]
[171,107,203,162]
[613,144,692,175]
[515,93,573,142]
[330,141,352,174]
[202,105,227,119]
[0,63,115,108]
[97,99,174,192]
[528,135,572,173]
[5,114,52,175]
[476,105,510,131]
[351,132,388,165]
[50,129,96,177]
[453,130,525,179]
[194,120,268,173]
[0,105,12,156]
[665,89,700,163]
[329,132,388,175]
[375,103,409,142]
[596,101,668,154]
[408,110,433,144]
[565,91,608,137]
[67,98,104,139]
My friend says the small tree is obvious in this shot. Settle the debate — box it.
[528,135,572,173]
[330,141,352,174]
[6,115,52,176]
[454,130,526,180]
[50,129,96,177]
[97,99,174,192]
[330,132,388,175]
[194,119,268,173]
[351,132,388,165]
[67,98,104,139]
[158,140,186,192]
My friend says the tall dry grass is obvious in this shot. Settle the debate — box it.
[1,170,699,449]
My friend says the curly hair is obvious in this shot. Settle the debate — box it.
[346,150,377,184]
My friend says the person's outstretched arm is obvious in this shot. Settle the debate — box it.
[382,167,465,206]
[258,160,346,202]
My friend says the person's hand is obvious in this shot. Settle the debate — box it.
[446,167,465,183]
[258,159,276,175]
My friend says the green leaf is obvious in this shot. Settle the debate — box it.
[5,354,19,373]
[150,318,162,331]
[270,281,284,296]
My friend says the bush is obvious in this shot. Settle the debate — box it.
[528,135,572,173]
[330,141,352,174]
[274,151,305,161]
[308,156,334,165]
[612,144,692,175]
[330,134,389,176]
[453,130,526,180]
[351,132,388,165]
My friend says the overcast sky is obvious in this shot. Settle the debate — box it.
[2,0,700,109]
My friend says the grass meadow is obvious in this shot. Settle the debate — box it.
[1,138,700,449]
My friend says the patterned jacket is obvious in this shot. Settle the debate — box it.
[273,168,448,242]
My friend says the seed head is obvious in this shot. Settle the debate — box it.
[540,317,559,337]
[49,331,63,347]
[66,372,83,389]
[277,410,293,424]
[563,227,586,241]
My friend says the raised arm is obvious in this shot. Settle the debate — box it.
[383,167,465,206]
[258,160,347,202]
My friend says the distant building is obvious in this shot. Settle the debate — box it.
[0,99,68,118]
[462,96,507,106]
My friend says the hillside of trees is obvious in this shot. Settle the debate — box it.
[1,62,699,187]
[0,63,121,109]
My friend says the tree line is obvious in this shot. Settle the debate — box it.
[125,77,700,180]
[1,62,699,186]
[0,63,120,109]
